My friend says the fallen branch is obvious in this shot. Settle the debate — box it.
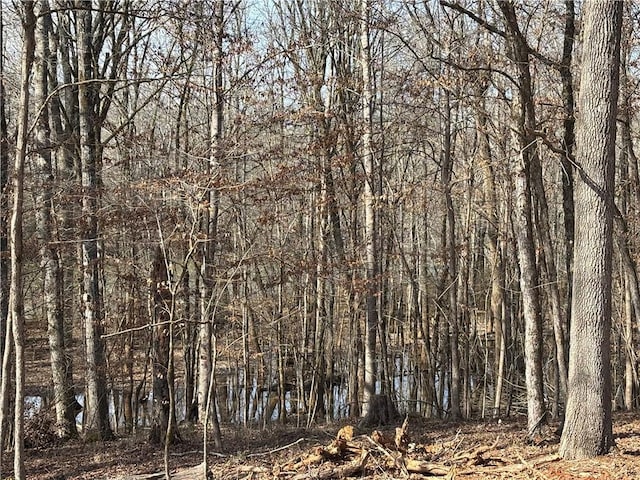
[291,450,369,480]
[365,433,408,476]
[452,436,500,465]
[121,462,211,480]
[170,450,226,458]
[404,458,451,476]
[247,437,306,457]
[514,450,556,480]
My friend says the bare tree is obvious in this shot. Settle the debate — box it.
[198,0,224,451]
[4,3,36,478]
[76,0,113,440]
[33,0,78,439]
[497,2,547,436]
[360,0,378,418]
[0,0,8,369]
[559,0,622,459]
[0,5,11,455]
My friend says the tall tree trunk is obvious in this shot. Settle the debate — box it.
[511,119,546,439]
[76,0,112,440]
[441,90,460,419]
[559,0,576,348]
[0,0,8,369]
[474,79,506,418]
[360,0,378,418]
[559,0,622,459]
[34,1,77,439]
[199,0,223,455]
[498,1,546,437]
[6,4,35,478]
[618,31,640,411]
[123,282,136,434]
[49,6,81,432]
[0,5,11,456]
[312,187,328,423]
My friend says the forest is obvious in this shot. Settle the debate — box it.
[0,0,638,479]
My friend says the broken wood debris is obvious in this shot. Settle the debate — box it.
[221,418,562,479]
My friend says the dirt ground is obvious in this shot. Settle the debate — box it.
[17,412,640,479]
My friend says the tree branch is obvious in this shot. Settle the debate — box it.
[440,1,506,39]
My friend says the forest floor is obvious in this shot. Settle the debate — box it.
[18,412,640,480]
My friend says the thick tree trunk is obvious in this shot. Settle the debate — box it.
[34,2,77,439]
[559,0,622,459]
[49,6,81,433]
[76,0,113,441]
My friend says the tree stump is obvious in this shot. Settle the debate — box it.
[358,394,400,428]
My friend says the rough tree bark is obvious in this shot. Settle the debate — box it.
[76,0,113,440]
[497,1,546,437]
[559,0,622,459]
[34,0,78,439]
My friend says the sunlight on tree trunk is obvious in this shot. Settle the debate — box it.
[34,0,78,440]
[76,0,113,441]
[5,4,36,478]
[360,0,378,419]
[559,0,622,460]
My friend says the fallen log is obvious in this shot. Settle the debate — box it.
[110,462,212,480]
[404,458,451,476]
[291,450,369,480]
